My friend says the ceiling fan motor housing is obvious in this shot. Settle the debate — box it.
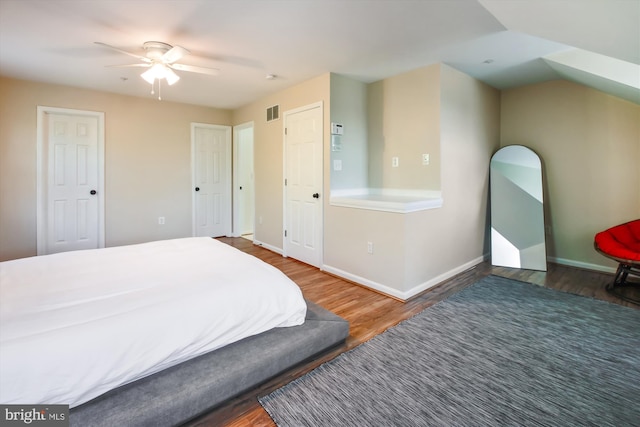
[143,41,172,60]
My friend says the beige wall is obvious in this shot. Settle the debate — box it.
[501,80,640,270]
[368,65,441,190]
[232,73,330,251]
[403,65,500,289]
[0,76,230,261]
[324,64,500,298]
[3,69,635,289]
[237,65,496,297]
[329,74,369,191]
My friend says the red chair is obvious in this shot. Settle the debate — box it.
[594,219,640,303]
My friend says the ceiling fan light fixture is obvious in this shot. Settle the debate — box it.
[141,65,159,84]
[141,63,180,85]
[165,67,180,85]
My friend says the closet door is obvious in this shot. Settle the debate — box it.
[191,123,232,238]
[38,107,105,255]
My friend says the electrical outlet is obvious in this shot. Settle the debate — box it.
[158,217,165,225]
[367,241,374,254]
[392,157,399,168]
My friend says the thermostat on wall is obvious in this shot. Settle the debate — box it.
[331,122,344,135]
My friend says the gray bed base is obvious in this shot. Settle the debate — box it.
[70,301,349,427]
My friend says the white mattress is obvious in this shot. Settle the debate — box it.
[0,237,306,408]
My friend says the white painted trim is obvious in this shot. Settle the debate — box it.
[321,264,408,300]
[232,121,254,237]
[282,101,324,117]
[403,255,487,299]
[547,256,616,274]
[323,254,487,301]
[322,253,613,302]
[36,106,105,255]
[330,188,443,213]
[330,188,442,198]
[282,101,324,267]
[252,239,283,255]
[190,122,233,237]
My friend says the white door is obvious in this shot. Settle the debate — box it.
[283,103,323,267]
[191,123,232,237]
[37,108,104,255]
[233,122,255,237]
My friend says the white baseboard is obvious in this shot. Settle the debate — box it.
[403,255,488,300]
[323,254,487,301]
[548,256,616,274]
[271,247,614,301]
[252,239,283,256]
[320,265,408,300]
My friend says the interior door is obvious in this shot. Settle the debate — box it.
[284,103,323,267]
[192,123,232,237]
[40,111,103,254]
[233,122,255,237]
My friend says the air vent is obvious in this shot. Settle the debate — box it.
[266,105,279,122]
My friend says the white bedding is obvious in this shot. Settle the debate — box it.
[0,237,306,408]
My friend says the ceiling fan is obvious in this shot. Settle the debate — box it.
[95,41,220,99]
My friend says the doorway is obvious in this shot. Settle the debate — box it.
[233,122,255,239]
[36,106,105,255]
[283,102,323,267]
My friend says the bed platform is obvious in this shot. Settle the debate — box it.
[69,300,349,427]
[1,237,349,426]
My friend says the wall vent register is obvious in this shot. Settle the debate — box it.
[266,105,279,122]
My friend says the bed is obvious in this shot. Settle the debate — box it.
[0,237,349,426]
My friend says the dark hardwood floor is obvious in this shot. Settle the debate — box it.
[185,237,636,427]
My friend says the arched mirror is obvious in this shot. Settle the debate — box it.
[490,145,547,271]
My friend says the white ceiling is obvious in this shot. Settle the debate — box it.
[0,0,638,109]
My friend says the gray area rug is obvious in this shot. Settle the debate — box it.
[259,275,640,426]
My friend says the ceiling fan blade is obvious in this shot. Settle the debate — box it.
[94,42,151,63]
[170,63,220,76]
[162,46,189,64]
[106,63,151,68]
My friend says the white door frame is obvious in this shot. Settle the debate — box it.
[282,101,324,267]
[190,122,232,237]
[36,106,105,255]
[232,121,254,238]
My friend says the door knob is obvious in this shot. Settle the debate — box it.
[195,187,200,191]
[90,190,97,195]
[312,193,320,199]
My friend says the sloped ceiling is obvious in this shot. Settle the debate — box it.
[480,0,640,104]
[0,0,638,108]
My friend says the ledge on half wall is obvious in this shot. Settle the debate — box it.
[330,188,443,214]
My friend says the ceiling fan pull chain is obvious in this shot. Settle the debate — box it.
[158,79,162,101]
[150,79,155,96]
